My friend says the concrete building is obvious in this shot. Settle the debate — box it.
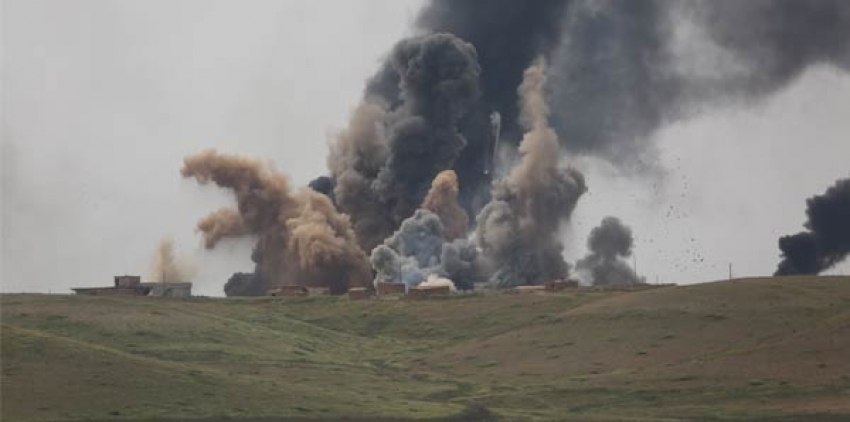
[544,279,579,292]
[142,282,193,298]
[70,286,147,296]
[508,285,547,294]
[72,275,192,298]
[376,282,406,296]
[114,275,141,288]
[268,286,309,297]
[407,285,451,300]
[307,287,330,296]
[348,287,371,300]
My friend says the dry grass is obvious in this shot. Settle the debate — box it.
[2,275,849,421]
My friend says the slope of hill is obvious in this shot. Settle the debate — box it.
[2,276,849,421]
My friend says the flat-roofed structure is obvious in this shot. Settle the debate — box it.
[268,286,309,297]
[142,282,192,298]
[407,285,451,300]
[376,282,407,296]
[73,276,193,298]
[72,275,149,296]
[544,279,579,292]
[348,287,371,300]
[508,285,546,294]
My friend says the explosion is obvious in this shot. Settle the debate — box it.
[328,33,481,252]
[369,171,481,291]
[181,149,371,295]
[181,1,850,294]
[576,217,642,286]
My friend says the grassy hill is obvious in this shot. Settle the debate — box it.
[2,276,849,421]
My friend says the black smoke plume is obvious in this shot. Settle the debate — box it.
[329,33,481,251]
[224,271,265,297]
[193,2,850,293]
[411,0,850,172]
[576,216,641,286]
[776,176,850,276]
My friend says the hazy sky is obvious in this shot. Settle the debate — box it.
[2,1,848,295]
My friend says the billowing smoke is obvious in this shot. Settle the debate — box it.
[421,170,469,241]
[329,33,481,251]
[224,272,265,297]
[413,0,570,207]
[148,237,195,283]
[413,0,850,170]
[776,176,850,275]
[418,275,457,291]
[370,209,480,290]
[370,170,480,290]
[181,149,371,295]
[576,216,641,286]
[187,2,850,293]
[475,58,587,288]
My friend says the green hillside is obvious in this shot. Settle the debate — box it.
[3,276,850,421]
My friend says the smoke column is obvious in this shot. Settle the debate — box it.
[475,58,587,288]
[421,170,469,241]
[576,217,641,286]
[411,0,850,171]
[369,177,483,293]
[329,33,481,252]
[370,169,481,290]
[189,2,849,292]
[148,237,194,283]
[776,176,850,275]
[181,149,371,295]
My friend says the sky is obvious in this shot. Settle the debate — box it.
[2,0,848,296]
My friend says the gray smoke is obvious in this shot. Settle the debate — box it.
[370,209,481,290]
[776,176,850,276]
[412,0,850,172]
[412,0,571,209]
[329,33,481,252]
[576,216,641,286]
[475,58,587,288]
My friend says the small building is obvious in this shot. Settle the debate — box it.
[142,282,192,298]
[376,282,406,296]
[268,286,309,297]
[307,287,330,296]
[73,275,193,298]
[71,286,148,296]
[348,287,372,300]
[509,285,546,294]
[73,275,148,296]
[114,275,142,288]
[544,279,579,292]
[407,285,451,300]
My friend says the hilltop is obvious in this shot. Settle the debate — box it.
[2,276,849,421]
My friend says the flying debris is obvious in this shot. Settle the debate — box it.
[183,1,850,294]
